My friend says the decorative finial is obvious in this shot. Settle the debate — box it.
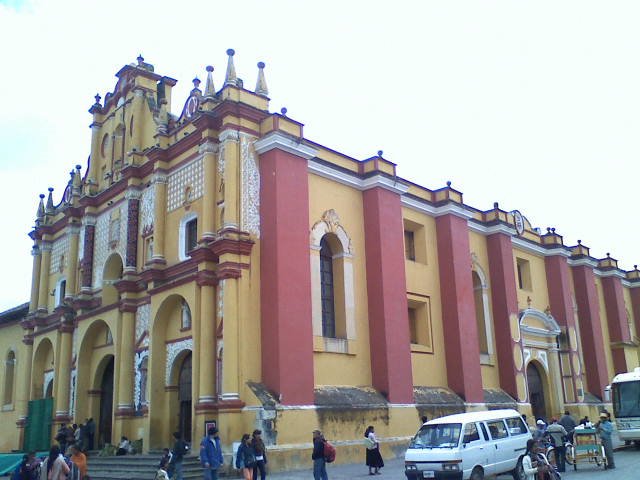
[224,48,238,86]
[635,265,638,270]
[493,202,499,209]
[36,194,45,220]
[193,77,201,89]
[255,61,269,97]
[94,93,101,105]
[551,228,556,233]
[377,150,383,157]
[45,187,54,214]
[137,54,144,66]
[607,252,610,257]
[280,107,287,116]
[577,239,582,245]
[446,181,452,187]
[547,227,551,233]
[204,66,216,97]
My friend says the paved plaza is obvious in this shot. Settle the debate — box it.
[267,447,640,480]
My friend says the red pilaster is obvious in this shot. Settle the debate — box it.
[435,214,483,403]
[486,233,520,399]
[362,187,413,404]
[259,148,314,405]
[601,275,631,373]
[629,288,640,344]
[571,265,609,398]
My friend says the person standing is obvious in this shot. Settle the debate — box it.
[364,426,384,475]
[69,445,87,480]
[200,427,224,480]
[597,412,615,469]
[55,425,69,455]
[311,430,328,480]
[235,434,256,480]
[532,419,546,441]
[251,429,267,480]
[546,418,567,472]
[171,431,187,480]
[559,410,577,443]
[44,445,70,480]
[85,419,95,451]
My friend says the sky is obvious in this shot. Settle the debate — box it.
[1,0,640,311]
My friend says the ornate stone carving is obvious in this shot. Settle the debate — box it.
[136,303,150,347]
[134,350,149,410]
[69,369,77,417]
[240,134,260,237]
[310,209,353,254]
[167,158,203,212]
[139,186,155,235]
[51,234,70,275]
[93,204,127,287]
[166,338,193,385]
[198,141,218,155]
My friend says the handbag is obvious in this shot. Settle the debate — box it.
[364,437,376,449]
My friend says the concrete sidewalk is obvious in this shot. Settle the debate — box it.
[267,455,405,479]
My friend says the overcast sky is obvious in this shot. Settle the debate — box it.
[1,0,640,312]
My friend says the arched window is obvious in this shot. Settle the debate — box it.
[3,351,15,406]
[320,237,336,338]
[55,278,67,307]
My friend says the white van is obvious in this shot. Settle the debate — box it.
[404,409,531,480]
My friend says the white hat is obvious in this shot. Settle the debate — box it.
[536,419,545,425]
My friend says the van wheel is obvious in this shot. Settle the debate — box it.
[470,467,484,480]
[511,457,525,480]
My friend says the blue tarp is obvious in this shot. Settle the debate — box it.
[0,452,48,476]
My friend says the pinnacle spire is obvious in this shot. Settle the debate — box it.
[45,188,54,214]
[224,49,238,87]
[255,62,268,97]
[204,65,216,97]
[36,194,45,221]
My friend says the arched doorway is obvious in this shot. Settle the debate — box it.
[178,352,192,442]
[98,357,114,447]
[527,362,547,421]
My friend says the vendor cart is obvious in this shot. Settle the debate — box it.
[565,428,607,470]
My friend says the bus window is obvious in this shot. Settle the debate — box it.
[613,382,640,418]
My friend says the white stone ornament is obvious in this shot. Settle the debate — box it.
[166,338,193,385]
[240,133,260,237]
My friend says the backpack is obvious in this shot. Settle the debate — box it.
[323,441,336,463]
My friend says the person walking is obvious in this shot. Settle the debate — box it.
[200,426,224,480]
[546,418,567,472]
[597,412,615,469]
[171,431,187,480]
[41,445,70,480]
[311,430,328,480]
[522,439,548,480]
[559,410,577,443]
[235,434,256,480]
[364,426,384,475]
[251,429,267,480]
[85,419,95,451]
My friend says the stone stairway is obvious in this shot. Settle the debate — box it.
[86,454,206,480]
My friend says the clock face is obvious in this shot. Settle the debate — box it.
[513,210,525,236]
[185,96,199,118]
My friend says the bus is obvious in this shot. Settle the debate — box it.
[611,367,640,443]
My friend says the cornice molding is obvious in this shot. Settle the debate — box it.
[255,132,317,160]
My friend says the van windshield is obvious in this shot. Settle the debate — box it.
[410,423,462,449]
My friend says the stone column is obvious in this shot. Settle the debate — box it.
[435,213,484,404]
[37,241,52,313]
[487,232,523,401]
[197,283,217,406]
[200,141,218,240]
[124,189,141,273]
[88,123,101,187]
[256,133,315,405]
[80,216,96,293]
[219,130,240,228]
[28,245,42,314]
[571,262,610,399]
[601,273,632,374]
[54,323,74,423]
[151,173,168,263]
[131,89,145,153]
[16,334,34,419]
[116,305,136,418]
[362,186,414,404]
[66,225,81,298]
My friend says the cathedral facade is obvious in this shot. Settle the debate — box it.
[0,52,638,469]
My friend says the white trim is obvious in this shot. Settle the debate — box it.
[361,174,409,195]
[178,212,198,261]
[400,194,472,220]
[511,237,551,257]
[54,277,67,307]
[254,132,317,160]
[468,220,516,236]
[309,160,411,196]
[567,257,598,268]
[595,269,627,280]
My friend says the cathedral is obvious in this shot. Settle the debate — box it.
[0,51,638,470]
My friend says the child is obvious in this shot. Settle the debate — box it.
[158,448,174,478]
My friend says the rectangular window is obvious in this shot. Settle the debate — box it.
[404,230,416,261]
[516,258,532,290]
[486,420,509,439]
[505,417,528,435]
[185,219,198,254]
[408,297,432,350]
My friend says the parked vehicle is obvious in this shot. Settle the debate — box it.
[611,367,640,444]
[404,409,531,480]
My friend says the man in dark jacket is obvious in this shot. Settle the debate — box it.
[559,410,577,442]
[251,429,267,480]
[171,431,187,480]
[312,430,328,480]
[200,427,223,480]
